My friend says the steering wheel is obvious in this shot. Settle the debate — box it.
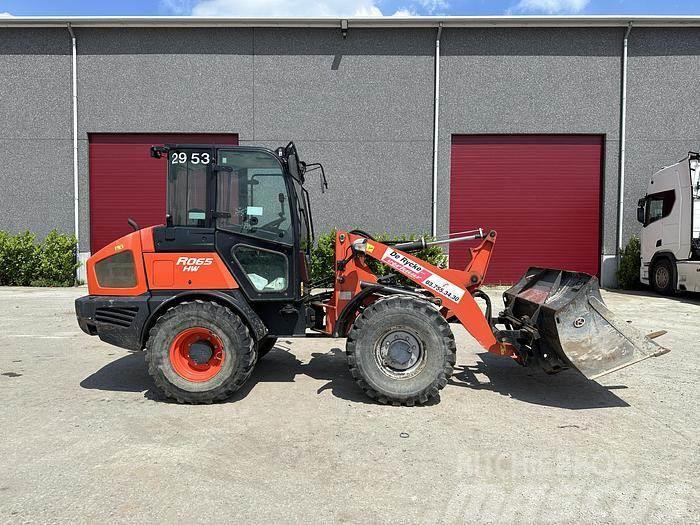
[257,215,288,234]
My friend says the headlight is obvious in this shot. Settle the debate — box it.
[94,251,137,288]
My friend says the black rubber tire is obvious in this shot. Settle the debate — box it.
[651,258,675,295]
[346,296,456,406]
[145,300,256,404]
[256,336,278,360]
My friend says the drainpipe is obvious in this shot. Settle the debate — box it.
[67,23,80,273]
[431,23,443,238]
[617,22,633,261]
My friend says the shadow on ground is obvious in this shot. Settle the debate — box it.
[80,345,375,405]
[81,345,628,409]
[450,352,629,409]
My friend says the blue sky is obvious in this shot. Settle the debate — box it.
[1,0,699,17]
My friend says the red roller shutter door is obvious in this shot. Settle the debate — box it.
[89,133,238,253]
[449,135,602,284]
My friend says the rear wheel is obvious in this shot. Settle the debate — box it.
[346,296,456,406]
[651,258,675,295]
[145,300,256,404]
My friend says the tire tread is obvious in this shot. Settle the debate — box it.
[346,295,456,406]
[145,300,255,404]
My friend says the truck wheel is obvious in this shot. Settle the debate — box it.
[346,296,456,406]
[145,300,256,404]
[256,336,278,360]
[651,258,675,295]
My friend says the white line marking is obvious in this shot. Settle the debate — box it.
[2,335,75,339]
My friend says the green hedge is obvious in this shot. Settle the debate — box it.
[616,235,641,290]
[310,229,447,287]
[0,230,78,287]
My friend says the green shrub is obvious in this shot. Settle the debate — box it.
[0,230,78,287]
[34,230,79,287]
[0,231,8,285]
[616,236,641,290]
[0,231,39,286]
[309,230,447,288]
[310,228,337,285]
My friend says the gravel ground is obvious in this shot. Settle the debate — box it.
[0,286,698,524]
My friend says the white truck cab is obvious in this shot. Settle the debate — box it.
[637,152,700,294]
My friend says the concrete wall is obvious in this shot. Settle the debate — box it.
[0,24,697,288]
[72,27,435,251]
[75,27,255,251]
[0,29,73,239]
[439,27,623,285]
[624,28,700,244]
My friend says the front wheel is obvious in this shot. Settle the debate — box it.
[145,300,256,404]
[346,296,456,406]
[651,258,675,295]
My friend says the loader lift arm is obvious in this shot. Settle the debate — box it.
[321,229,520,360]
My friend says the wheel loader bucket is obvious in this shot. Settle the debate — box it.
[502,268,670,379]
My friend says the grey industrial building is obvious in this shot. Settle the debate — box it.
[0,15,698,286]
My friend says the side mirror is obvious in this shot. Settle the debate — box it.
[636,205,645,224]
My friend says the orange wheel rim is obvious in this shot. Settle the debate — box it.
[168,327,225,382]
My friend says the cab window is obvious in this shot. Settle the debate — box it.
[167,149,210,227]
[645,190,675,226]
[215,150,293,244]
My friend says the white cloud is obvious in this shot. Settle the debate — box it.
[159,0,196,15]
[354,5,383,16]
[0,12,14,17]
[162,0,451,17]
[189,0,385,17]
[392,8,418,16]
[416,0,448,14]
[508,0,589,14]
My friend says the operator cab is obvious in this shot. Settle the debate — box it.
[151,142,317,334]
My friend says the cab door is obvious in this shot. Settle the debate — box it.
[212,148,302,333]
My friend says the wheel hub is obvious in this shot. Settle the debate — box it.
[655,266,670,289]
[188,340,214,365]
[376,329,423,377]
[169,327,225,382]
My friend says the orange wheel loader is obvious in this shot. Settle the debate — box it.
[75,142,670,404]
